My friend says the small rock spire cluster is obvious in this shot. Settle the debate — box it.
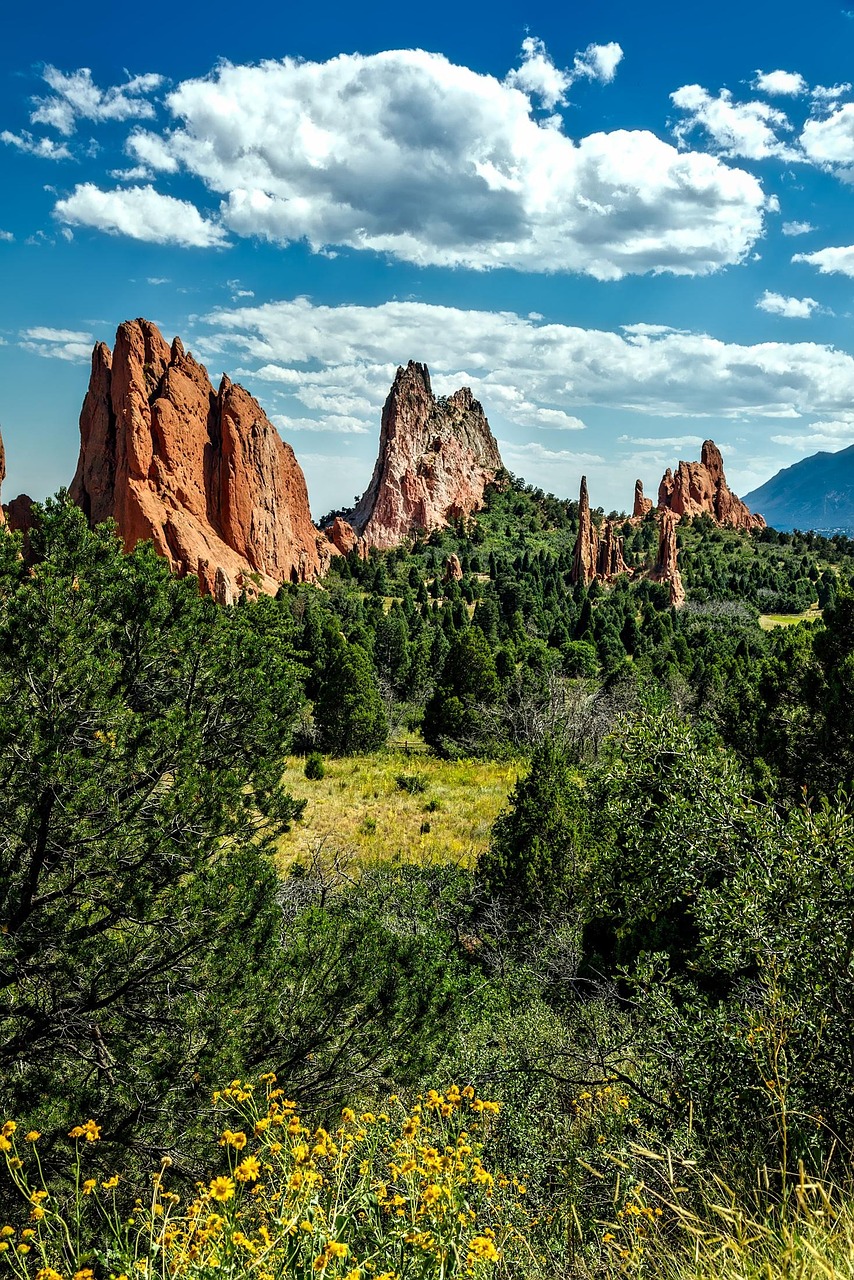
[570,439,763,606]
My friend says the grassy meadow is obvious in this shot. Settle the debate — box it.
[277,749,519,870]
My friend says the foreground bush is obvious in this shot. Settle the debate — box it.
[0,1080,529,1280]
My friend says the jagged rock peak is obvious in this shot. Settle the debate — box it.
[633,478,653,520]
[347,360,504,551]
[71,318,329,597]
[658,440,765,531]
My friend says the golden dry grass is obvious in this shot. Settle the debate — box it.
[276,750,519,871]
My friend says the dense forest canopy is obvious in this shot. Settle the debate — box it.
[2,482,854,1279]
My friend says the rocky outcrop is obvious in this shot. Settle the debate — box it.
[633,479,653,520]
[349,362,503,551]
[597,520,629,579]
[70,319,327,597]
[650,509,685,608]
[0,432,6,528]
[325,515,365,559]
[5,494,36,562]
[443,553,463,583]
[658,441,764,531]
[571,477,629,585]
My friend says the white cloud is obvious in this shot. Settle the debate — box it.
[19,325,93,362]
[504,36,572,108]
[792,243,854,275]
[30,66,164,135]
[753,69,807,96]
[670,83,796,159]
[756,290,820,317]
[53,183,228,247]
[147,276,170,284]
[117,48,765,278]
[619,433,704,449]
[801,103,854,167]
[1,130,71,160]
[0,230,13,242]
[200,296,854,430]
[770,418,854,450]
[781,220,815,235]
[811,83,851,103]
[271,414,370,435]
[572,41,624,85]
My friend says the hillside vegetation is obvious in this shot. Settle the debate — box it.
[3,487,854,1279]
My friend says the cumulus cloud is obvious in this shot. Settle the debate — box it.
[782,220,815,235]
[670,83,796,159]
[792,244,854,275]
[801,103,854,168]
[572,41,624,84]
[756,290,821,317]
[0,230,13,242]
[504,36,572,108]
[19,326,93,362]
[753,69,807,96]
[30,66,164,135]
[199,297,854,429]
[53,183,228,247]
[114,47,766,278]
[1,130,72,160]
[811,83,851,103]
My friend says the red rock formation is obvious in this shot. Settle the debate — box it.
[443,553,463,583]
[658,441,764,531]
[350,362,503,551]
[325,515,365,559]
[571,476,599,586]
[650,509,686,608]
[71,319,327,597]
[633,479,653,520]
[0,433,6,529]
[5,494,36,563]
[597,520,629,580]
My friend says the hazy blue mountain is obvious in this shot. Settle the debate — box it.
[742,444,854,534]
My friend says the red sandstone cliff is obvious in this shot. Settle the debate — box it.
[70,319,327,598]
[571,476,628,585]
[658,441,765,531]
[348,362,503,551]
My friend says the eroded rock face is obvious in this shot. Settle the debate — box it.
[71,319,326,596]
[658,441,765,531]
[650,509,686,608]
[633,479,653,520]
[349,362,503,551]
[597,520,629,579]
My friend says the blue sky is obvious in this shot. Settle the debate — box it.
[3,0,854,518]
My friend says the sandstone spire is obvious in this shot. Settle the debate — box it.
[71,319,328,598]
[571,476,599,586]
[347,361,503,551]
[650,509,686,608]
[633,478,653,520]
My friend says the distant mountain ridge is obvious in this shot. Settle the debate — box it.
[742,443,854,534]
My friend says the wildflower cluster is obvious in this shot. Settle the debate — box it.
[0,1081,528,1280]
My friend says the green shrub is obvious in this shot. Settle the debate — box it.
[304,751,326,780]
[395,771,428,794]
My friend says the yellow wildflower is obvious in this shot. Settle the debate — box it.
[235,1156,261,1183]
[208,1176,235,1203]
[82,1179,97,1195]
[24,1131,40,1142]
